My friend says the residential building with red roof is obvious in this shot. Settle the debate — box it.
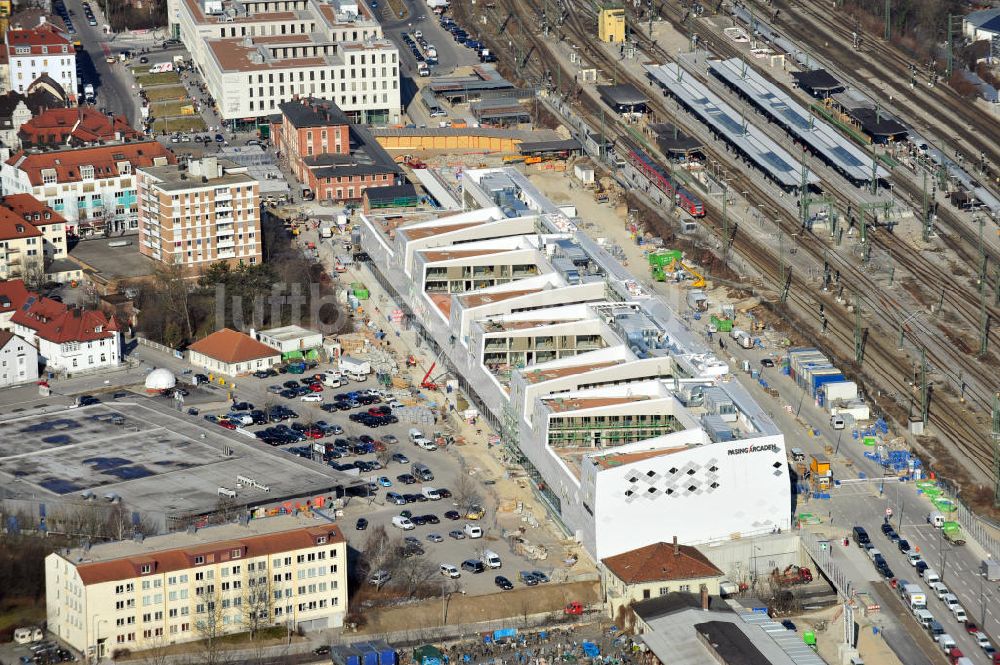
[0,328,38,387]
[601,540,724,617]
[187,327,281,376]
[19,107,141,149]
[0,278,34,329]
[11,296,121,372]
[6,18,77,101]
[0,140,175,235]
[0,193,69,263]
[45,516,348,655]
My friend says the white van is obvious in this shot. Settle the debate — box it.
[942,593,960,610]
[481,549,502,569]
[937,634,956,653]
[913,609,934,628]
[952,605,967,622]
[392,516,415,530]
[323,371,343,387]
[422,487,442,500]
[346,370,367,382]
[13,627,42,644]
[408,428,424,442]
[464,523,483,538]
[830,414,846,430]
[927,511,945,527]
[415,437,438,451]
[922,568,940,584]
[930,581,949,599]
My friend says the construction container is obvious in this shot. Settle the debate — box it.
[822,380,858,403]
[710,314,734,332]
[810,453,831,477]
[351,282,370,300]
[808,368,846,397]
[787,348,827,381]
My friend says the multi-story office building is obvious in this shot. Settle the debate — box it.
[0,141,176,236]
[169,0,400,125]
[45,517,348,657]
[358,168,792,560]
[137,157,261,268]
[5,19,77,100]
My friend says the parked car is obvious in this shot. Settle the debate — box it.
[494,575,514,590]
[355,518,368,530]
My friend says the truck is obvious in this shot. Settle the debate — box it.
[320,222,333,239]
[942,522,966,545]
[982,559,1000,581]
[83,83,95,102]
[903,584,927,611]
[339,356,371,376]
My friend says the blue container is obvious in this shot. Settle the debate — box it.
[363,649,379,665]
[379,649,397,665]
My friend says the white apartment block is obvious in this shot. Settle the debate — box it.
[45,518,349,658]
[0,329,39,387]
[137,157,261,268]
[0,142,176,236]
[6,19,78,101]
[170,0,400,124]
[358,168,792,560]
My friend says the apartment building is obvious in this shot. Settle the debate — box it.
[0,278,33,329]
[169,0,400,124]
[0,328,39,387]
[271,98,400,202]
[6,18,77,100]
[45,517,348,657]
[137,157,261,268]
[0,194,67,281]
[358,168,791,559]
[1,141,176,235]
[11,297,121,372]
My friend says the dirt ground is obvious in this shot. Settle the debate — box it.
[357,581,601,634]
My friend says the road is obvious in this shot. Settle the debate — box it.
[64,0,143,125]
[698,320,1000,664]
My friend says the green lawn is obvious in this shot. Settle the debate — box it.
[144,85,188,102]
[151,116,208,133]
[133,70,181,86]
[151,99,195,118]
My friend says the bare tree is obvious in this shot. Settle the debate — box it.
[375,449,392,469]
[451,464,482,513]
[357,525,399,585]
[194,587,226,665]
[241,573,274,640]
[389,555,438,596]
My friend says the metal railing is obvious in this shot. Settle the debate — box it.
[800,531,853,600]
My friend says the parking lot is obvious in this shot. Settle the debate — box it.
[193,367,555,596]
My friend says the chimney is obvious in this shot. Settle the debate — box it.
[673,535,679,555]
[700,584,709,610]
[39,15,46,25]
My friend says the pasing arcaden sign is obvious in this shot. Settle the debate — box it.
[727,443,780,456]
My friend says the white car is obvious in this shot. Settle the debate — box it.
[300,394,323,402]
[439,563,460,578]
[907,551,922,566]
[369,570,390,587]
[975,633,991,649]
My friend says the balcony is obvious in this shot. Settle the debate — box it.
[215,203,234,213]
[217,237,236,249]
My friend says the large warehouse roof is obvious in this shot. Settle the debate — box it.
[644,63,819,188]
[709,59,888,182]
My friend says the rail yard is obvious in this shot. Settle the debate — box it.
[448,0,1000,500]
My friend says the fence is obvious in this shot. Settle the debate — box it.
[953,496,1000,562]
[135,335,180,358]
[800,531,853,600]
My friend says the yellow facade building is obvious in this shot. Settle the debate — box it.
[45,517,348,659]
[598,3,626,44]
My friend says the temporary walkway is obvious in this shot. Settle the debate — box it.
[709,58,887,183]
[644,63,819,189]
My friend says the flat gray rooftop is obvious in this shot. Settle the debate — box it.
[708,59,887,182]
[644,63,819,188]
[68,238,156,280]
[0,400,358,525]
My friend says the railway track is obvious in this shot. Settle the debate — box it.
[765,0,1000,202]
[453,0,998,480]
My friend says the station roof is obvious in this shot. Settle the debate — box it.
[709,59,887,181]
[650,123,702,154]
[598,83,649,108]
[471,99,530,121]
[429,66,513,93]
[518,138,582,155]
[831,93,909,139]
[645,63,818,188]
[790,68,843,93]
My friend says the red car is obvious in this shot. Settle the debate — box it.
[304,428,324,439]
[309,383,324,392]
[218,419,236,430]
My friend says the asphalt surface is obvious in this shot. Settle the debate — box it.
[63,0,141,125]
[707,328,1000,664]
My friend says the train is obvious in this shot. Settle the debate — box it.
[616,139,705,217]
